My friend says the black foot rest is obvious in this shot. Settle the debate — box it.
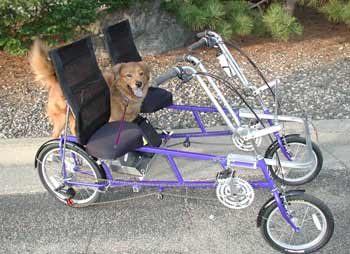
[133,115,162,147]
[141,87,173,113]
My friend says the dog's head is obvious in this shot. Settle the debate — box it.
[112,62,150,101]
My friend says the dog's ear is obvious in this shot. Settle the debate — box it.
[111,63,124,79]
[102,71,114,87]
[140,62,150,82]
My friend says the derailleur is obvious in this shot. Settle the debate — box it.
[55,184,76,206]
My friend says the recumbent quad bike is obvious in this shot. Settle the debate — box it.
[34,20,333,253]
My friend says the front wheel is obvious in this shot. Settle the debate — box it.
[37,141,105,207]
[266,136,323,186]
[261,193,334,253]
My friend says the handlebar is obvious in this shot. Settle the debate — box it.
[196,31,207,38]
[187,37,208,51]
[152,62,198,87]
[152,67,181,87]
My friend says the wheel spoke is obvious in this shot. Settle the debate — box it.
[39,144,100,207]
[270,137,321,184]
[264,198,331,252]
[300,206,310,227]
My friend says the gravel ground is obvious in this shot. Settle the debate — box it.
[1,53,349,139]
[1,21,350,139]
[144,56,350,130]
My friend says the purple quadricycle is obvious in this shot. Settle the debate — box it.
[34,21,333,253]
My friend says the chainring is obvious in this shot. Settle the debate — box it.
[232,135,262,151]
[232,124,262,151]
[216,177,254,209]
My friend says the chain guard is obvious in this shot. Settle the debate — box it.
[216,177,254,209]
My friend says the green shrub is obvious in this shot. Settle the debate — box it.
[320,0,350,24]
[162,0,304,41]
[176,0,225,31]
[0,0,132,54]
[226,1,254,36]
[263,3,303,41]
[342,1,350,25]
[320,0,345,22]
[162,0,257,39]
[252,12,269,37]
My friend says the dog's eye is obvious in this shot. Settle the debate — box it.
[139,72,144,76]
[126,74,132,78]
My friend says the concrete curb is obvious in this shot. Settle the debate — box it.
[0,119,349,167]
[0,119,349,195]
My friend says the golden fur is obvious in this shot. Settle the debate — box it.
[107,62,150,122]
[29,40,150,138]
[29,39,76,138]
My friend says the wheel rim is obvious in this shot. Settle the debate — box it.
[41,148,99,205]
[266,200,328,251]
[273,142,318,183]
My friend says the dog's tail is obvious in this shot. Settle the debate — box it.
[29,39,57,88]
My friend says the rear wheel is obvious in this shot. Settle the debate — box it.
[266,136,323,186]
[261,193,334,253]
[37,141,104,207]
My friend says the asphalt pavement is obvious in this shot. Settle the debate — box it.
[0,119,349,254]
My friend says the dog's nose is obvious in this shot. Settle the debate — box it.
[136,81,143,88]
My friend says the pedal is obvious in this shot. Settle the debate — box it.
[162,129,174,136]
[216,169,233,184]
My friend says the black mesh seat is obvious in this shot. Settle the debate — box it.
[103,20,173,112]
[49,36,144,159]
[103,19,141,65]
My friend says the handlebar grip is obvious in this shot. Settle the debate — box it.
[196,31,207,38]
[152,67,180,87]
[187,38,208,51]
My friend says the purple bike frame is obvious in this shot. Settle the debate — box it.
[58,104,299,231]
[59,136,299,231]
[163,105,293,162]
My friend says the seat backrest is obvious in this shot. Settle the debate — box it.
[49,36,110,145]
[103,19,142,65]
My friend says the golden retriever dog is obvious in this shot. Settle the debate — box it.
[29,40,150,138]
[106,62,150,122]
[29,39,76,138]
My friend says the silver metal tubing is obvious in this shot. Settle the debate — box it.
[197,62,241,127]
[219,43,250,87]
[304,116,314,164]
[238,124,282,140]
[226,153,314,170]
[204,31,248,86]
[182,65,237,133]
[239,108,314,163]
[265,158,314,169]
[196,74,237,133]
[253,79,279,95]
[239,109,306,123]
